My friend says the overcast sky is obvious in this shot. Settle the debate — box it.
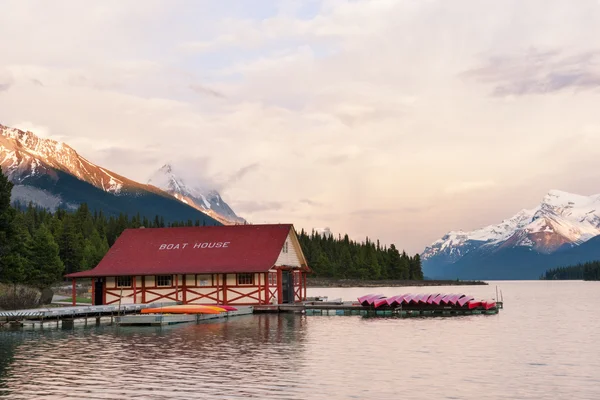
[1,0,600,254]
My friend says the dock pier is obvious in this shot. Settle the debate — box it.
[255,300,503,317]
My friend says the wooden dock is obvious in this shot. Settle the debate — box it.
[254,301,503,317]
[115,306,254,326]
[0,302,177,329]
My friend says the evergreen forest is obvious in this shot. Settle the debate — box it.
[0,170,422,289]
[541,261,600,281]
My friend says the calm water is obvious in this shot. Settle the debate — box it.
[1,281,600,399]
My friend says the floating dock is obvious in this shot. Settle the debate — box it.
[115,306,254,326]
[256,291,503,317]
[254,301,502,316]
[0,302,175,329]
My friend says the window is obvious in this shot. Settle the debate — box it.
[156,275,172,287]
[283,241,288,253]
[116,276,132,288]
[197,274,211,287]
[237,273,254,285]
[268,273,277,286]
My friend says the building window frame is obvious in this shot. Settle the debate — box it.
[156,275,172,287]
[196,274,212,287]
[283,241,288,253]
[237,273,254,285]
[268,272,277,286]
[116,276,132,288]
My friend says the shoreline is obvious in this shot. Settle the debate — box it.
[306,278,488,288]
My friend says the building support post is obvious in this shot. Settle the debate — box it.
[264,272,269,304]
[222,274,228,304]
[303,272,307,301]
[71,279,76,306]
[277,269,283,304]
[141,276,146,303]
[132,275,137,304]
[91,278,95,306]
[182,274,187,304]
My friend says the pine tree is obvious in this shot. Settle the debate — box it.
[0,168,15,281]
[0,213,30,285]
[28,224,64,289]
[56,218,85,275]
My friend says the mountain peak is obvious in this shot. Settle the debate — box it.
[159,163,173,173]
[422,189,600,278]
[148,163,246,225]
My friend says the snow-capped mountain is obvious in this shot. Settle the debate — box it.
[422,208,536,265]
[147,164,246,225]
[0,123,221,225]
[1,123,138,194]
[422,189,600,279]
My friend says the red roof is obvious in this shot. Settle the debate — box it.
[66,224,305,278]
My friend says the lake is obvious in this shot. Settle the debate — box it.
[1,281,599,399]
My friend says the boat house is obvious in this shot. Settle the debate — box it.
[65,224,311,306]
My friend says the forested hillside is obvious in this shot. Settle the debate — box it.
[1,170,422,288]
[297,230,422,280]
[541,261,600,281]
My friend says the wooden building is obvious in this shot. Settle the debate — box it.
[65,224,311,306]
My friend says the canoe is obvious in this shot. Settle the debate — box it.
[432,294,445,305]
[458,296,474,307]
[467,301,482,309]
[141,307,221,315]
[141,305,228,314]
[359,294,384,306]
[482,301,496,310]
[409,294,422,304]
[441,294,456,304]
[419,294,431,304]
[426,294,439,304]
[385,295,404,307]
[373,297,389,308]
[367,295,386,306]
[401,294,414,305]
[448,294,462,305]
[358,294,374,304]
[197,304,238,311]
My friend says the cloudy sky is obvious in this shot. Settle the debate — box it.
[1,0,600,254]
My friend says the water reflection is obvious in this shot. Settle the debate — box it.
[0,314,309,399]
[1,282,600,399]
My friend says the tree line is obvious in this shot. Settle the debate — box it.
[297,229,423,280]
[1,169,422,289]
[541,261,600,281]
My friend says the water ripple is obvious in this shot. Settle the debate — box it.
[1,282,600,399]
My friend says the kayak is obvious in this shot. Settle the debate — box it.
[141,305,228,314]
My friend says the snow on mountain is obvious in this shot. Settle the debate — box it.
[0,123,126,194]
[422,189,600,265]
[147,164,246,225]
[422,208,536,264]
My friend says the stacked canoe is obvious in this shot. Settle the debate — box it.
[141,304,238,315]
[357,293,497,311]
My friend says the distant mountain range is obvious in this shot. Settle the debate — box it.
[422,190,600,279]
[0,123,244,225]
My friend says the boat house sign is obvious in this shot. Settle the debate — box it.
[159,242,231,250]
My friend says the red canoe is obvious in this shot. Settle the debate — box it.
[458,296,474,307]
[386,295,405,307]
[426,294,439,304]
[373,297,389,308]
[482,301,496,310]
[467,300,482,309]
[432,294,445,305]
